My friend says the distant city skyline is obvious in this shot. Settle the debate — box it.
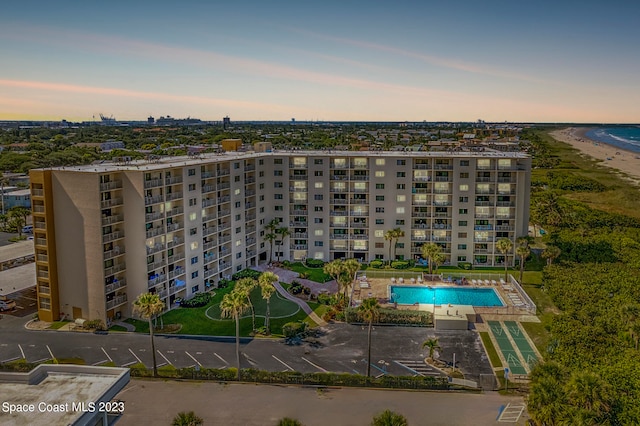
[1,0,639,123]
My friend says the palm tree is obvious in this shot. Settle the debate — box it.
[323,259,344,292]
[9,205,30,227]
[421,242,442,276]
[0,173,8,215]
[132,293,165,377]
[172,411,203,426]
[275,226,291,262]
[541,245,561,266]
[342,258,360,297]
[220,290,249,380]
[258,271,279,334]
[422,338,441,361]
[566,371,613,423]
[371,410,408,426]
[384,230,394,265]
[495,238,513,282]
[516,244,530,283]
[391,227,405,261]
[264,218,280,264]
[621,304,640,349]
[235,278,258,332]
[358,297,380,377]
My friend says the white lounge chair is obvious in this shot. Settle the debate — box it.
[484,280,491,286]
[472,279,478,286]
[491,280,497,286]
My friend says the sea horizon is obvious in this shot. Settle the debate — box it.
[585,126,640,154]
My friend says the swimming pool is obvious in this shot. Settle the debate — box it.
[389,285,505,307]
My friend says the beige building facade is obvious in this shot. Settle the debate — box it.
[30,150,530,323]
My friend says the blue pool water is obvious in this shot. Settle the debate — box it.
[390,286,504,307]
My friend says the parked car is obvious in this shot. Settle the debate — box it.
[0,299,16,311]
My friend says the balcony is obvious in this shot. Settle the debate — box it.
[330,223,348,228]
[219,209,231,216]
[351,234,368,240]
[246,249,257,257]
[104,263,126,277]
[203,198,216,207]
[474,225,493,230]
[103,231,123,243]
[37,270,49,279]
[104,247,125,260]
[165,176,183,185]
[412,212,431,218]
[476,177,492,183]
[350,199,367,204]
[219,235,232,244]
[291,244,308,250]
[169,267,185,279]
[106,294,128,310]
[434,164,453,170]
[38,285,51,295]
[219,262,231,270]
[35,238,47,247]
[245,202,256,209]
[204,268,218,278]
[412,223,430,229]
[32,205,45,214]
[105,279,127,294]
[144,178,164,189]
[203,226,217,236]
[204,252,218,263]
[350,175,369,181]
[168,252,185,264]
[100,180,122,191]
[330,211,348,216]
[32,189,44,197]
[245,177,256,184]
[146,244,165,256]
[289,175,307,181]
[290,220,307,226]
[331,198,348,204]
[148,274,167,287]
[245,189,256,196]
[218,182,231,190]
[349,211,368,216]
[413,164,430,169]
[101,198,123,208]
[330,188,348,193]
[147,260,165,272]
[289,187,308,193]
[351,222,367,228]
[434,177,451,182]
[168,237,184,249]
[145,211,164,222]
[432,201,451,206]
[201,171,215,179]
[167,222,183,232]
[166,192,183,201]
[167,206,184,217]
[218,169,230,176]
[246,237,256,245]
[245,164,256,171]
[202,185,215,194]
[36,253,48,262]
[217,196,230,203]
[145,195,164,206]
[146,228,165,239]
[331,234,348,239]
[203,240,218,250]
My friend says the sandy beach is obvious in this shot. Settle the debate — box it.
[550,127,640,183]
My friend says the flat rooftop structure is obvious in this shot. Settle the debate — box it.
[34,148,530,173]
[0,364,129,426]
[0,240,34,264]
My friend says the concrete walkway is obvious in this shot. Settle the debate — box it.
[273,281,327,326]
[114,320,135,331]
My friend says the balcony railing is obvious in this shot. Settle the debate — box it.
[167,207,184,217]
[32,189,44,197]
[203,198,216,207]
[168,253,185,264]
[145,195,164,206]
[202,185,215,194]
[203,226,217,236]
[148,274,166,287]
[106,294,128,310]
[218,169,230,176]
[145,211,164,222]
[104,247,125,260]
[166,176,183,185]
[105,279,127,294]
[168,237,184,248]
[103,231,123,243]
[101,198,123,208]
[144,178,164,189]
[100,180,122,191]
[166,192,183,201]
[104,263,126,277]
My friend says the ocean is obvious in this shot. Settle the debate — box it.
[585,127,640,153]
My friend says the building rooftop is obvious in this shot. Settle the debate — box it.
[35,149,529,174]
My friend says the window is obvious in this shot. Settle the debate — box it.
[259,171,264,177]
[397,195,406,202]
[314,206,323,212]
[459,197,468,202]
[190,242,198,250]
[460,172,469,178]
[188,183,196,191]
[234,188,241,195]
[235,227,241,234]
[375,159,385,166]
[191,271,199,279]
[460,160,469,166]
[314,170,323,176]
[375,183,385,189]
[235,214,241,221]
[314,159,323,165]
[376,195,384,201]
[314,229,324,236]
[459,209,468,214]
[375,171,385,177]
[396,219,405,225]
[458,232,467,238]
[189,212,197,221]
[314,218,323,223]
[259,159,264,165]
[458,244,467,250]
[274,158,283,165]
[236,252,242,259]
[233,162,240,169]
[314,194,323,200]
[458,220,467,226]
[192,285,199,293]
[234,176,240,182]
[459,184,469,191]
[259,183,264,189]
[396,243,404,248]
[189,198,197,206]
[190,227,197,236]
[314,241,324,247]
[274,182,283,188]
[236,240,241,246]
[188,168,196,176]
[375,219,384,225]
[397,172,406,177]
[397,160,406,166]
[375,243,384,249]
[275,205,284,211]
[374,230,384,238]
[375,207,385,213]
[274,194,283,199]
[396,207,405,214]
[274,170,283,176]
[397,184,405,190]
[259,207,264,213]
[191,256,198,265]
[314,182,323,189]
[235,201,241,208]
[457,256,467,262]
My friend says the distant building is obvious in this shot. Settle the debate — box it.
[223,116,231,130]
[100,140,126,152]
[221,139,242,152]
[2,189,31,209]
[147,116,155,125]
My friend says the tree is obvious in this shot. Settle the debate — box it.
[0,213,8,232]
[172,411,203,426]
[566,371,613,423]
[495,238,513,282]
[384,230,394,265]
[371,410,408,426]
[277,418,304,426]
[0,173,8,215]
[421,243,442,276]
[516,244,530,283]
[275,226,291,262]
[220,290,249,380]
[264,218,279,264]
[422,338,441,360]
[132,293,165,377]
[259,271,279,334]
[235,278,258,332]
[541,245,561,266]
[391,227,405,261]
[358,297,380,377]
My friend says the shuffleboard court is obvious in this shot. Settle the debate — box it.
[504,321,539,370]
[487,321,527,375]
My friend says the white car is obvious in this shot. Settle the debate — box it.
[0,299,16,311]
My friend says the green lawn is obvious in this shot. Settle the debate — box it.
[127,284,312,337]
[289,262,332,282]
[480,332,502,368]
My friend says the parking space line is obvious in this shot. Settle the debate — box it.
[46,345,56,362]
[92,360,109,366]
[301,357,327,372]
[18,344,25,359]
[185,351,201,367]
[122,361,137,367]
[2,357,20,363]
[157,350,172,366]
[128,348,143,364]
[272,355,294,371]
[101,347,113,363]
[214,352,229,365]
[32,358,51,363]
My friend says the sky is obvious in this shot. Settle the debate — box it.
[1,0,639,123]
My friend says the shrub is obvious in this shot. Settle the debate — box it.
[317,293,333,305]
[282,260,291,267]
[458,262,472,270]
[372,410,408,426]
[298,272,310,279]
[217,278,232,288]
[302,286,311,295]
[278,418,304,426]
[391,260,411,269]
[172,411,203,426]
[85,319,106,330]
[305,258,325,268]
[232,269,262,280]
[369,259,384,269]
[346,308,431,326]
[282,321,308,338]
[180,293,211,308]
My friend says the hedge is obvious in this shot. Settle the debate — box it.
[345,308,432,326]
[305,259,325,268]
[369,260,384,268]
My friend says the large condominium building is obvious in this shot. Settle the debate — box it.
[29,150,530,323]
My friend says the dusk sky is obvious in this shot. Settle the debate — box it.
[1,0,639,123]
